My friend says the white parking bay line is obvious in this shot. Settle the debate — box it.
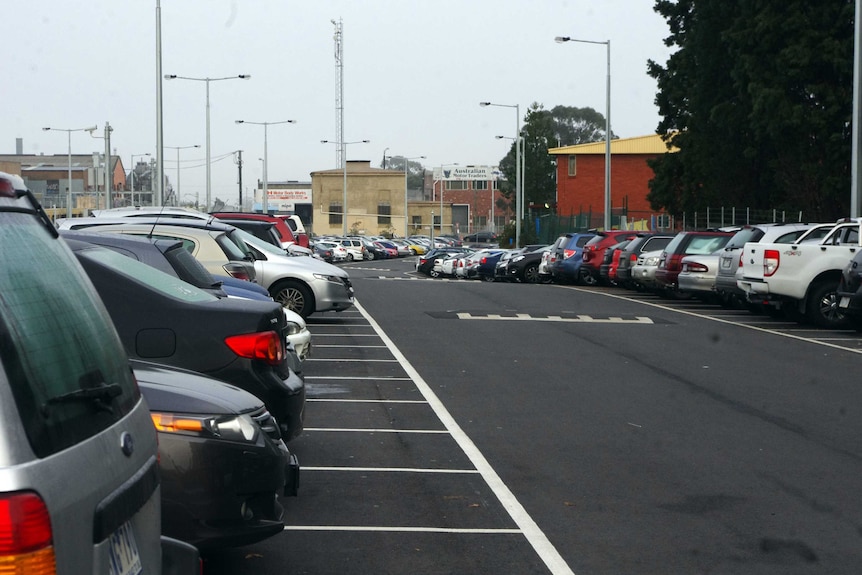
[302,466,479,474]
[284,525,522,534]
[353,300,576,575]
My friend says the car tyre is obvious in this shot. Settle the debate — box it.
[578,268,598,286]
[522,264,540,284]
[271,280,314,319]
[366,252,375,260]
[347,253,355,262]
[429,268,441,278]
[806,280,849,328]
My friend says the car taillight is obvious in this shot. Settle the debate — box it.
[224,331,285,365]
[764,249,780,277]
[223,262,253,282]
[630,253,638,262]
[563,249,575,259]
[685,262,709,273]
[0,492,56,574]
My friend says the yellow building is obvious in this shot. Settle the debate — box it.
[310,160,452,237]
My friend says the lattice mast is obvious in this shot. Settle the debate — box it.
[332,18,344,168]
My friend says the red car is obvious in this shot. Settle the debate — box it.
[580,230,637,285]
[211,212,309,248]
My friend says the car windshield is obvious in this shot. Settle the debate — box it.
[234,228,294,257]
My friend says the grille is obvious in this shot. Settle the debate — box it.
[250,407,281,441]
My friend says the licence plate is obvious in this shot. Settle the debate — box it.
[839,296,850,309]
[108,521,143,575]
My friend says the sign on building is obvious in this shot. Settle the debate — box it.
[433,166,498,181]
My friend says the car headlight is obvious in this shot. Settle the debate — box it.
[645,256,660,266]
[285,320,302,336]
[151,413,259,443]
[512,255,525,263]
[313,273,343,283]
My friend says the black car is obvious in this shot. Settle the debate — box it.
[462,231,496,245]
[66,239,306,441]
[216,219,282,248]
[361,238,390,260]
[497,245,550,283]
[415,247,472,277]
[615,233,676,288]
[134,360,299,551]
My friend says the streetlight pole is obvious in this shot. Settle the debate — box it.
[322,139,369,235]
[481,101,521,246]
[236,120,296,213]
[42,125,97,218]
[165,145,200,207]
[400,155,425,237]
[129,152,151,206]
[164,74,251,211]
[555,35,612,229]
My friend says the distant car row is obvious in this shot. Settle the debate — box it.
[413,221,862,330]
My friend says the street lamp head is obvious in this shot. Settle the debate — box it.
[235,120,245,124]
[479,102,491,107]
[238,75,251,80]
[85,126,98,134]
[361,140,370,143]
[554,36,571,43]
[164,74,177,80]
[42,127,51,131]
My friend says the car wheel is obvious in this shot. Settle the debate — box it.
[366,252,375,260]
[271,280,314,319]
[522,264,540,284]
[578,268,598,286]
[806,280,849,328]
[429,268,441,278]
[347,253,355,262]
[481,274,495,283]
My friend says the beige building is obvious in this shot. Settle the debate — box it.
[311,160,452,237]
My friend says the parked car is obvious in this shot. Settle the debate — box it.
[66,239,306,441]
[598,239,632,284]
[475,249,508,281]
[135,360,299,551]
[0,172,199,575]
[232,230,354,318]
[386,239,413,257]
[631,249,665,291]
[360,238,389,260]
[211,211,308,248]
[374,240,400,259]
[399,238,428,255]
[57,217,259,282]
[677,252,723,301]
[415,247,472,277]
[615,233,676,288]
[498,245,550,283]
[215,218,282,247]
[654,230,735,295]
[713,223,829,308]
[548,232,596,284]
[836,250,862,328]
[335,237,366,261]
[581,230,637,285]
[315,240,349,262]
[462,231,497,245]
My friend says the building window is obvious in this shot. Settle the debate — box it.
[433,214,441,226]
[568,155,577,176]
[377,202,391,225]
[473,180,488,190]
[445,180,467,191]
[411,215,422,229]
[493,180,499,190]
[328,202,342,225]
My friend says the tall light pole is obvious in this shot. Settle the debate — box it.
[86,123,113,209]
[164,74,251,212]
[399,155,425,237]
[165,144,200,207]
[43,125,97,218]
[555,35,612,230]
[322,139,369,235]
[236,120,296,213]
[129,152,151,206]
[481,101,521,246]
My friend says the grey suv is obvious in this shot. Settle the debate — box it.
[0,173,197,574]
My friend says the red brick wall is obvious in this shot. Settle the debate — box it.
[556,153,658,217]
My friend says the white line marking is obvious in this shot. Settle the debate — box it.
[456,312,653,324]
[283,526,522,534]
[314,344,388,348]
[303,466,480,474]
[307,398,426,404]
[305,376,413,381]
[304,427,449,434]
[304,358,399,363]
[559,285,862,355]
[354,300,576,575]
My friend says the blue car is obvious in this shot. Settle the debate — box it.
[548,232,596,284]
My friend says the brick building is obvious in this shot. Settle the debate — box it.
[549,134,674,229]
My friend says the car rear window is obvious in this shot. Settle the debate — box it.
[0,212,139,458]
[726,227,766,248]
[684,235,731,255]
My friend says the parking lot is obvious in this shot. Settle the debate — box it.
[205,256,862,574]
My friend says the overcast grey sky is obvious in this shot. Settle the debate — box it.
[5,1,673,205]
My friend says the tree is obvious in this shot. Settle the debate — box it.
[496,103,609,216]
[379,156,426,190]
[647,0,855,220]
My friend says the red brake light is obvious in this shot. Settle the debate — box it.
[0,492,56,571]
[763,249,780,277]
[563,249,575,259]
[223,263,253,281]
[686,262,709,273]
[224,331,285,365]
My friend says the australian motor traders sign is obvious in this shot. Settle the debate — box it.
[433,166,498,181]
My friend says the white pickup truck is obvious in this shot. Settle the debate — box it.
[737,220,861,327]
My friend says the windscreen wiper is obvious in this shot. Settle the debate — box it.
[42,382,123,416]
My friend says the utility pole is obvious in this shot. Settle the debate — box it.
[236,150,244,211]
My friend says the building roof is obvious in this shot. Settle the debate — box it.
[0,154,122,171]
[310,160,396,177]
[548,133,676,156]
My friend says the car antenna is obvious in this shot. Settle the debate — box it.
[148,198,170,239]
